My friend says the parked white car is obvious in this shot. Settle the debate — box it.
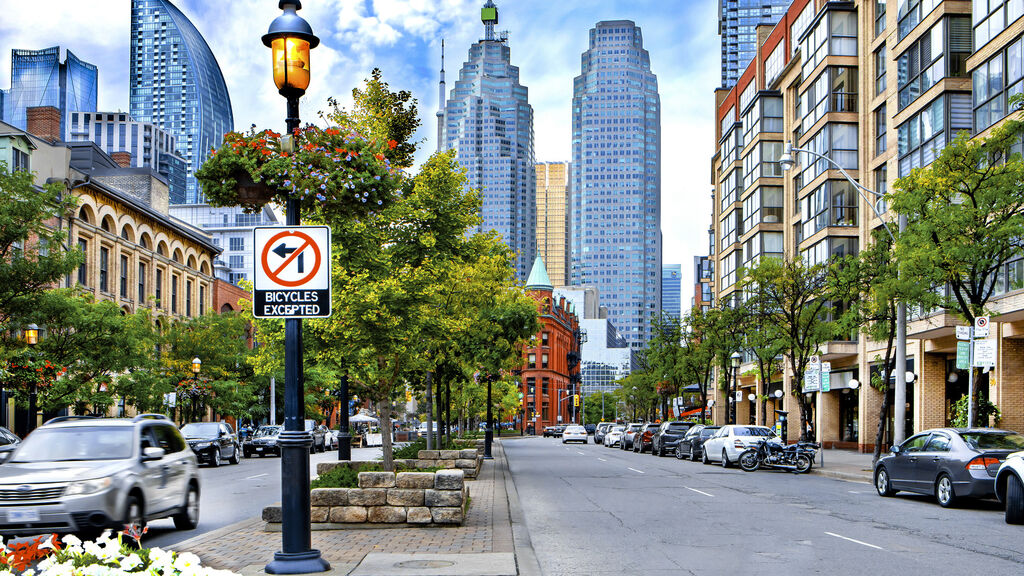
[701,425,776,467]
[996,450,1024,524]
[562,425,588,444]
[604,426,625,447]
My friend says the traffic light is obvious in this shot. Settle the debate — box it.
[573,394,580,407]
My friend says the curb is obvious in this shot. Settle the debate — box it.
[169,516,265,554]
[495,440,543,576]
[811,468,872,483]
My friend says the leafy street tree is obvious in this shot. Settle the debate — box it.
[331,68,421,169]
[583,392,618,424]
[705,302,747,424]
[742,284,787,426]
[890,115,1024,422]
[680,306,718,424]
[648,314,687,420]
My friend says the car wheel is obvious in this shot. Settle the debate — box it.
[173,483,200,530]
[690,447,698,462]
[228,445,240,465]
[243,449,251,459]
[675,446,685,460]
[875,466,896,497]
[124,494,144,531]
[702,450,711,465]
[935,473,958,508]
[1005,474,1024,524]
[721,449,730,468]
[211,449,221,468]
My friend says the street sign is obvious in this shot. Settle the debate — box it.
[809,355,821,367]
[975,316,990,338]
[956,326,971,341]
[956,342,971,370]
[803,367,820,393]
[821,362,831,373]
[163,392,176,408]
[821,372,831,392]
[253,226,332,318]
[974,339,997,367]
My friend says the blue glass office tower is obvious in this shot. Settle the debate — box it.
[661,264,681,320]
[4,47,98,134]
[571,21,661,349]
[129,0,233,205]
[444,1,536,281]
[719,0,791,87]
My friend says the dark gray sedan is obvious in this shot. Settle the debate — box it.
[874,428,1024,507]
[675,425,720,461]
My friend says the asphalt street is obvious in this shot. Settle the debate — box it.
[503,436,1024,576]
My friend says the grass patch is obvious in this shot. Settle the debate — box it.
[311,463,441,489]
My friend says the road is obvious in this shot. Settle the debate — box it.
[503,436,1024,576]
[142,446,381,550]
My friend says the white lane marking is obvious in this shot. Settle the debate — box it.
[685,487,714,498]
[598,458,608,462]
[848,490,863,494]
[627,467,645,474]
[247,473,268,480]
[825,532,884,550]
[577,451,586,455]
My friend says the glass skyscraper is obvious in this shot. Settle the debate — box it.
[661,264,681,320]
[129,0,233,205]
[4,47,98,134]
[445,1,536,281]
[719,0,791,87]
[571,20,661,349]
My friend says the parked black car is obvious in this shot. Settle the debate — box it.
[243,424,282,457]
[0,426,21,463]
[181,421,241,467]
[874,428,1024,507]
[620,423,643,450]
[305,419,327,453]
[584,424,597,435]
[633,423,660,453]
[651,421,696,457]
[676,425,720,461]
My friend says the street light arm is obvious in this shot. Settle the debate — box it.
[785,144,896,243]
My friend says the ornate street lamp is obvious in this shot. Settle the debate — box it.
[730,352,741,425]
[24,324,40,432]
[191,357,201,375]
[262,2,327,575]
[24,324,39,346]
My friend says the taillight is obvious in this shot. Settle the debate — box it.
[734,439,744,449]
[966,456,1000,471]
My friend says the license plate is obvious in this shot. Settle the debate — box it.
[8,509,40,523]
[256,447,264,452]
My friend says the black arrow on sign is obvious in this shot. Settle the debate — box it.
[272,243,304,273]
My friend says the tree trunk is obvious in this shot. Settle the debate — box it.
[873,315,897,463]
[445,379,452,443]
[379,401,394,471]
[434,370,443,448]
[424,371,434,450]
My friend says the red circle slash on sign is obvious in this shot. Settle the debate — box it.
[261,230,322,288]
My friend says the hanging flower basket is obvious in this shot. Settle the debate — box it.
[196,126,407,221]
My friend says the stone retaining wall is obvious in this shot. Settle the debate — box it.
[412,448,482,479]
[263,469,467,527]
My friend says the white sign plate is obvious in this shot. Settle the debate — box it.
[821,362,832,373]
[956,326,971,341]
[975,316,990,338]
[974,339,997,367]
[253,226,332,319]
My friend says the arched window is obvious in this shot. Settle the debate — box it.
[78,207,91,223]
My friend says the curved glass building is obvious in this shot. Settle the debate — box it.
[129,0,233,205]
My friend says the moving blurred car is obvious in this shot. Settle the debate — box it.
[996,451,1024,523]
[562,425,588,444]
[620,423,643,450]
[651,421,695,457]
[604,425,625,447]
[676,425,720,461]
[701,425,775,467]
[243,425,282,457]
[181,422,241,467]
[0,415,199,537]
[875,428,1024,507]
[0,427,21,463]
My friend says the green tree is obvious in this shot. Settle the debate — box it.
[742,284,787,426]
[583,392,618,424]
[648,314,687,420]
[678,306,718,424]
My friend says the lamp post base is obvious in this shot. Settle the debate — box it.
[265,550,331,575]
[337,431,351,460]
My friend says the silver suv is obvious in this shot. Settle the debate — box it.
[0,415,200,537]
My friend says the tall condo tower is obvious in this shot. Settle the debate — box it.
[444,1,536,281]
[719,0,790,88]
[4,47,97,134]
[571,21,661,349]
[129,0,233,205]
[535,161,570,287]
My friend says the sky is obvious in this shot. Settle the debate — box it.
[0,0,720,307]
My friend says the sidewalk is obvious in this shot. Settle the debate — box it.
[810,448,875,483]
[171,440,538,576]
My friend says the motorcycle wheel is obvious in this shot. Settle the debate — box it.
[795,454,812,474]
[739,450,760,472]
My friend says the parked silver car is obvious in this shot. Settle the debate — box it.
[0,415,200,537]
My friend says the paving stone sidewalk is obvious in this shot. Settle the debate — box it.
[172,441,519,575]
[810,448,875,483]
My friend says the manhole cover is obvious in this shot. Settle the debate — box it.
[395,560,457,569]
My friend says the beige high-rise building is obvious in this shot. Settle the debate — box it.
[535,162,570,287]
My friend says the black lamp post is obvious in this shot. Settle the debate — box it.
[730,351,741,426]
[25,324,39,433]
[484,372,494,460]
[336,374,350,461]
[262,3,328,574]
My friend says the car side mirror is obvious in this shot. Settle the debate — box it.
[142,446,166,461]
[890,445,901,455]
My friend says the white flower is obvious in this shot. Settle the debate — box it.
[119,552,142,570]
[148,547,175,570]
[61,534,82,547]
[173,552,202,571]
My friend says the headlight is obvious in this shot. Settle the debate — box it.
[65,477,112,496]
[194,442,212,450]
[266,439,277,445]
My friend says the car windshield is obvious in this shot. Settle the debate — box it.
[959,432,1024,450]
[667,423,690,430]
[701,428,720,437]
[566,426,585,433]
[11,427,134,462]
[181,423,220,438]
[733,427,773,437]
[611,426,624,433]
[627,425,641,431]
[255,426,281,438]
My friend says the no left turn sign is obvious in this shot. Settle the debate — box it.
[253,226,331,319]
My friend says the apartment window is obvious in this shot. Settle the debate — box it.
[120,255,129,297]
[541,354,549,369]
[875,47,887,96]
[77,239,88,285]
[229,255,244,269]
[542,404,550,421]
[720,168,741,211]
[743,231,784,266]
[527,377,536,396]
[801,9,857,79]
[876,0,887,37]
[528,354,536,369]
[802,237,859,267]
[801,180,859,239]
[229,237,245,251]
[99,247,109,293]
[874,165,889,214]
[12,149,29,173]
[974,35,1024,132]
[541,377,549,396]
[876,105,888,154]
[199,285,206,315]
[975,0,1024,49]
[138,263,146,302]
[897,17,971,110]
[899,0,942,40]
[541,332,549,347]
[765,43,784,87]
[186,279,192,316]
[171,274,179,313]
[799,123,859,188]
[743,95,784,143]
[1006,257,1024,292]
[900,94,972,176]
[155,269,163,307]
[800,67,858,134]
[742,186,783,231]
[742,142,782,191]
[720,123,743,166]
[721,209,742,251]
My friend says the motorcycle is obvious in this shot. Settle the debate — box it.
[738,438,815,473]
